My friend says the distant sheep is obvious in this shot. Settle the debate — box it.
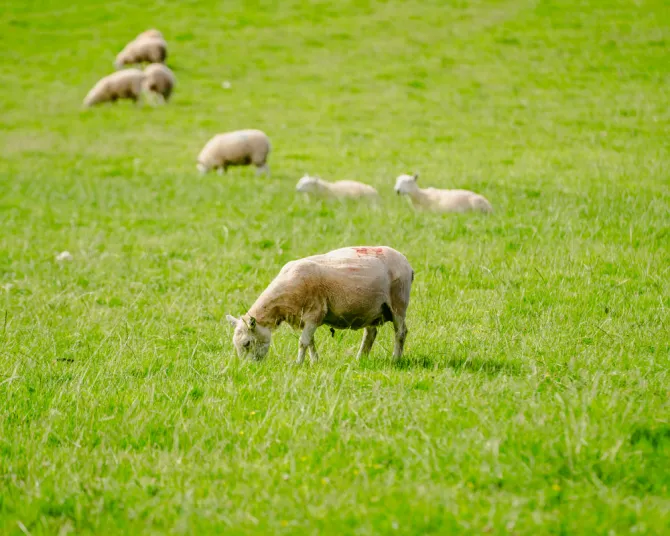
[142,63,175,102]
[226,246,413,364]
[115,36,167,69]
[394,173,493,213]
[197,129,271,175]
[83,69,145,107]
[296,175,379,201]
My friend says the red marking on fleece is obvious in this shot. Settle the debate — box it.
[353,247,384,256]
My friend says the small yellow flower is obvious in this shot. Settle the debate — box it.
[300,456,308,461]
[371,496,380,503]
[321,477,329,485]
[552,484,561,491]
[280,520,288,527]
[467,482,474,489]
[250,411,257,416]
[239,431,244,436]
[373,464,383,469]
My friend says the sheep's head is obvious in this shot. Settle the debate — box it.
[394,173,419,195]
[296,174,319,193]
[226,314,271,360]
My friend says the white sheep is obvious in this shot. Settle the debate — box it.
[197,129,271,175]
[83,69,145,107]
[296,174,379,201]
[394,173,493,213]
[142,63,176,102]
[226,246,414,364]
[115,36,167,69]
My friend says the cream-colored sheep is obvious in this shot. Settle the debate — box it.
[226,246,414,364]
[296,174,379,200]
[394,173,493,213]
[83,69,145,107]
[115,36,167,69]
[197,129,271,175]
[142,63,175,102]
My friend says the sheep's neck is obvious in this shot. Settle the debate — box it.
[316,181,334,196]
[407,187,432,208]
[248,288,297,329]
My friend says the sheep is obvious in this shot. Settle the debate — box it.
[115,36,167,69]
[394,173,493,213]
[197,129,271,175]
[296,174,379,201]
[142,63,176,102]
[83,68,145,107]
[226,246,414,364]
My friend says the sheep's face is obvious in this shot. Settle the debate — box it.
[226,314,271,360]
[394,173,419,195]
[296,175,319,193]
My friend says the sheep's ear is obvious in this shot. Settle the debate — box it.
[226,314,239,327]
[249,316,257,330]
[413,172,419,181]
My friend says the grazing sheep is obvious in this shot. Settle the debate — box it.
[226,246,414,364]
[115,36,167,69]
[394,173,493,213]
[83,69,145,107]
[296,174,379,201]
[142,63,175,102]
[197,129,271,175]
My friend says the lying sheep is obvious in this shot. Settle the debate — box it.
[296,174,379,201]
[226,246,413,364]
[115,36,167,69]
[197,129,271,175]
[83,69,145,107]
[142,63,175,102]
[394,173,493,213]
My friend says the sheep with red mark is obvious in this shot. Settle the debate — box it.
[394,173,493,213]
[226,246,413,364]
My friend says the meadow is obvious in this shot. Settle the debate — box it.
[1,0,669,533]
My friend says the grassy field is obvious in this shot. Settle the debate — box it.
[1,0,669,533]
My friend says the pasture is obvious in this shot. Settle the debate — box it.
[1,0,668,533]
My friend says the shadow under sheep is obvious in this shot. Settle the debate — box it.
[359,352,521,375]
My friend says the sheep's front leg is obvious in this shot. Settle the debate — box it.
[392,318,407,361]
[256,163,270,176]
[356,326,378,360]
[297,323,318,365]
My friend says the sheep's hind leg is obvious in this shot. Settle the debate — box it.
[297,323,318,365]
[308,341,319,364]
[356,326,378,360]
[256,163,270,176]
[392,317,407,361]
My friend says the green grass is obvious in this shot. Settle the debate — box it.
[1,0,669,533]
